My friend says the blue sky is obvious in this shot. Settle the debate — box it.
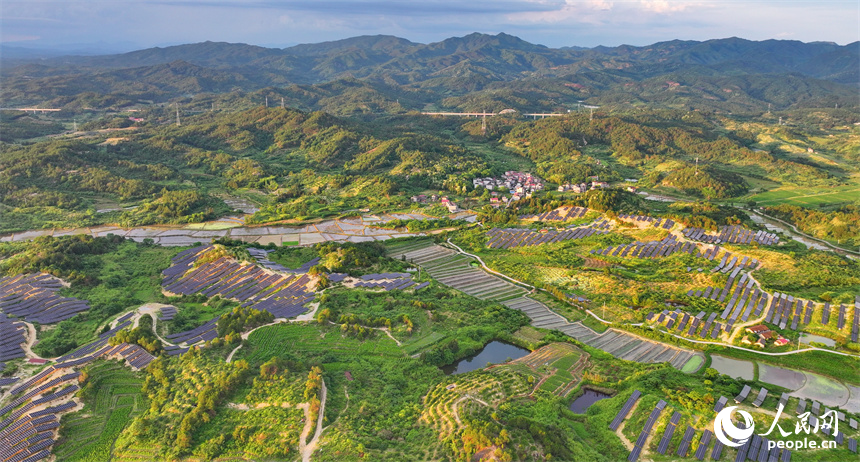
[2,0,858,52]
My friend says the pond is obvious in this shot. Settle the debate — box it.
[568,388,612,414]
[800,333,837,347]
[441,340,529,375]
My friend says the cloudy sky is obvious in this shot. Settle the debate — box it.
[2,0,858,52]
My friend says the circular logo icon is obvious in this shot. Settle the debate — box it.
[714,406,755,448]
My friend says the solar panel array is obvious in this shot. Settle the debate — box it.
[694,430,711,460]
[682,225,779,246]
[0,314,27,363]
[159,306,177,321]
[165,318,218,346]
[795,399,807,415]
[732,422,752,462]
[164,345,190,356]
[519,206,589,222]
[676,425,696,457]
[656,411,681,454]
[837,304,847,329]
[752,387,768,407]
[162,245,313,319]
[107,343,156,370]
[591,235,699,260]
[0,274,90,324]
[852,296,860,343]
[714,396,728,413]
[486,226,606,249]
[628,399,666,462]
[609,390,641,431]
[353,273,417,291]
[0,367,83,462]
[762,293,820,331]
[735,385,751,404]
[0,314,163,462]
[616,214,675,230]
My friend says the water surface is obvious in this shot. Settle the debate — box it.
[441,340,529,375]
[568,389,612,413]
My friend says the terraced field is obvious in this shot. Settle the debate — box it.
[54,361,146,462]
[388,240,703,371]
[388,240,526,301]
[512,343,590,397]
[421,367,533,437]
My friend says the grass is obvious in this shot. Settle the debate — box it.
[239,322,404,364]
[680,355,704,373]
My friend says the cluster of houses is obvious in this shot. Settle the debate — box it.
[742,324,790,348]
[472,171,544,197]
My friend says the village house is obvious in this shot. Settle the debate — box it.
[744,324,790,348]
[558,182,588,193]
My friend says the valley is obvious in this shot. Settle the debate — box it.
[0,32,858,462]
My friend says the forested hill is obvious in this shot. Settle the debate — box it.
[2,34,857,113]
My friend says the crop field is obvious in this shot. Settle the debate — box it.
[745,184,860,207]
[54,360,146,462]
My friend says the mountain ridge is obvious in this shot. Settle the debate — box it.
[1,33,857,112]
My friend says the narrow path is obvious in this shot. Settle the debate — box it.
[451,394,490,427]
[380,328,402,346]
[614,400,640,451]
[301,379,328,462]
[226,300,324,363]
[21,322,41,359]
[656,328,858,358]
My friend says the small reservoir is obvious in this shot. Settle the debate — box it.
[441,341,529,375]
[568,389,612,414]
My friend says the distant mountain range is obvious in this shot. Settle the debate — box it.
[2,33,857,113]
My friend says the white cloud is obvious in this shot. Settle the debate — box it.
[639,0,696,14]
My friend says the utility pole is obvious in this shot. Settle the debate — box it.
[175,104,180,126]
[281,97,285,109]
[265,96,268,108]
